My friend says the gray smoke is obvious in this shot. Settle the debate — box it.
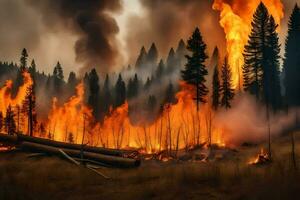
[26,0,122,74]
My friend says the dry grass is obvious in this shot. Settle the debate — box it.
[0,133,300,200]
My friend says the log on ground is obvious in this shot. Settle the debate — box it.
[21,142,141,168]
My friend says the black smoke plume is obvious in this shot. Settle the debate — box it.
[27,0,122,73]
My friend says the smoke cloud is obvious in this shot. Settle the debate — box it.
[215,94,298,146]
[125,0,226,64]
[26,0,123,74]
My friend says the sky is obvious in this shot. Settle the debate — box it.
[0,0,299,77]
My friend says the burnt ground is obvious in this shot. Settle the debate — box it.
[0,133,300,200]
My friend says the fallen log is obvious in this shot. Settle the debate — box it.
[21,142,140,168]
[0,133,18,145]
[17,134,138,157]
[0,133,139,158]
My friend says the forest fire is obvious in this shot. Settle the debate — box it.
[213,0,284,89]
[0,71,33,116]
[248,148,271,165]
[46,81,225,154]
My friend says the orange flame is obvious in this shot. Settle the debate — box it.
[213,0,284,89]
[46,82,93,143]
[0,71,33,116]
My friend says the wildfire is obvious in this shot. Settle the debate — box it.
[43,81,225,153]
[46,82,93,143]
[248,148,271,165]
[0,71,33,116]
[213,0,284,89]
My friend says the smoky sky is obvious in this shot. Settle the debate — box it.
[0,0,298,76]
[26,0,122,74]
[125,0,226,64]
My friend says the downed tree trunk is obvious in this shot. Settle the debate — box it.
[0,133,18,145]
[0,133,138,158]
[21,142,140,168]
[17,134,137,157]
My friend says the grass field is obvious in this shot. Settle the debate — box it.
[0,133,300,200]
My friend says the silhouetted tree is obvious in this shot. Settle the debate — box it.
[15,48,29,94]
[144,77,152,91]
[263,16,282,111]
[166,48,177,73]
[22,84,37,136]
[283,4,300,107]
[243,2,269,100]
[165,82,176,104]
[53,62,64,94]
[212,64,221,110]
[156,59,165,81]
[114,74,126,107]
[102,74,112,114]
[220,57,234,109]
[147,43,158,66]
[181,27,209,110]
[127,74,140,99]
[135,46,148,69]
[20,48,28,71]
[67,71,77,95]
[5,105,16,135]
[88,69,101,119]
[28,59,37,76]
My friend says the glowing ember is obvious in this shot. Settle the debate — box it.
[248,148,271,165]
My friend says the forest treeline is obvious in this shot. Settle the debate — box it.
[0,3,299,136]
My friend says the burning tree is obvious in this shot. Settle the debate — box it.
[22,84,37,137]
[4,105,16,135]
[181,27,209,111]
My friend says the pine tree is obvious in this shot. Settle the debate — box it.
[135,46,148,69]
[53,62,64,94]
[29,59,37,76]
[15,48,29,94]
[283,4,300,107]
[22,84,37,136]
[156,59,165,80]
[181,27,209,110]
[147,43,158,66]
[102,74,112,114]
[20,48,28,71]
[88,69,101,119]
[212,64,221,110]
[144,77,152,91]
[220,57,235,109]
[243,2,269,100]
[5,105,16,135]
[165,82,176,104]
[67,71,77,92]
[166,48,177,73]
[53,61,64,80]
[243,2,282,111]
[263,16,282,111]
[176,39,187,69]
[132,74,140,97]
[114,74,126,107]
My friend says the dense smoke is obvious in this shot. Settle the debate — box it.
[26,0,122,74]
[215,94,298,146]
[125,0,226,64]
